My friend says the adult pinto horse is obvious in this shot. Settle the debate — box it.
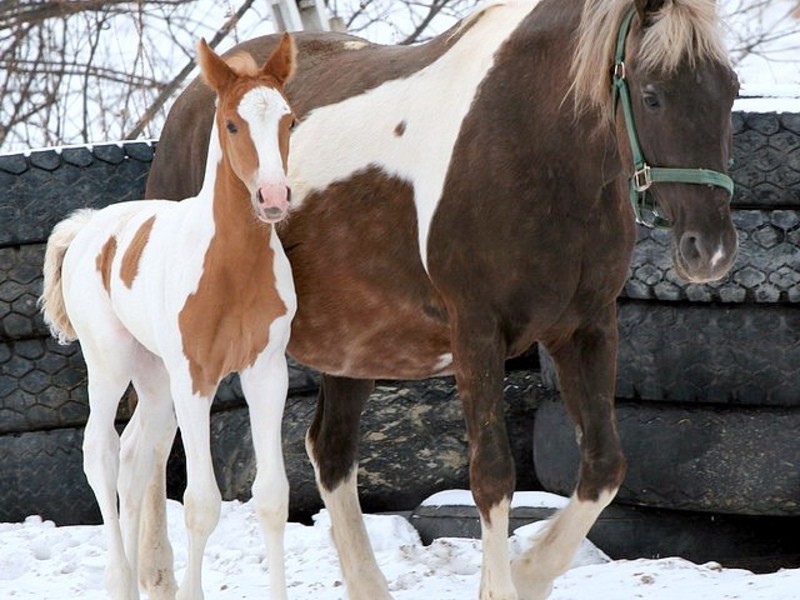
[146,1,738,598]
[42,36,298,600]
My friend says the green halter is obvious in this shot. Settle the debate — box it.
[611,7,735,228]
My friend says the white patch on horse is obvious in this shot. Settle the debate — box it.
[710,244,725,270]
[433,352,453,372]
[238,87,292,186]
[480,499,517,599]
[289,1,539,270]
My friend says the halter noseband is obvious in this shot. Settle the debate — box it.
[611,7,735,228]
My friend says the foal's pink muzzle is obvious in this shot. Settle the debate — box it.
[255,183,291,224]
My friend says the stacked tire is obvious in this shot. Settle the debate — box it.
[536,111,800,566]
[0,143,156,524]
[0,143,542,524]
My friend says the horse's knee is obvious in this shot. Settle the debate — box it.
[470,430,516,520]
[576,449,626,502]
[252,470,289,528]
[183,485,222,536]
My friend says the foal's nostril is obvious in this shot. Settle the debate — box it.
[287,187,292,204]
[257,188,265,206]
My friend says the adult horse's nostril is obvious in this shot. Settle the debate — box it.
[679,231,703,265]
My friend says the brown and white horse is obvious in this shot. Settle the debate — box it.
[40,35,298,600]
[146,1,738,599]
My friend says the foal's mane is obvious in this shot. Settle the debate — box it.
[570,0,729,118]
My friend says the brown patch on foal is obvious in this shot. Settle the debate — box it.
[95,236,117,294]
[178,164,288,398]
[120,215,156,288]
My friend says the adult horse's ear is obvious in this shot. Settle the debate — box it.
[197,38,236,93]
[262,33,297,87]
[634,0,669,25]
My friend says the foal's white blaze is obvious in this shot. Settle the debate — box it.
[289,0,539,269]
[238,87,292,216]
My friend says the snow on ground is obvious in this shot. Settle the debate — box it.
[1,494,798,600]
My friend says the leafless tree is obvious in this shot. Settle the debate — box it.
[0,0,797,154]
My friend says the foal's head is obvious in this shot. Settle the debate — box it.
[198,34,297,224]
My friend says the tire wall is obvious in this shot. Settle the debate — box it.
[1,111,797,523]
[537,111,800,516]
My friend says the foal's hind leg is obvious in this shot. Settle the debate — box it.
[239,346,291,600]
[117,354,178,600]
[305,375,392,600]
[512,305,626,600]
[80,339,138,600]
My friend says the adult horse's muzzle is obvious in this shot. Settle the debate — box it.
[254,182,291,224]
[670,193,738,283]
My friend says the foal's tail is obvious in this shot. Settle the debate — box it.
[40,209,95,344]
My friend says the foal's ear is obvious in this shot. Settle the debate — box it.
[634,0,669,25]
[198,38,236,93]
[261,33,297,87]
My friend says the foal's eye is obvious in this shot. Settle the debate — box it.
[226,121,238,134]
[643,93,660,109]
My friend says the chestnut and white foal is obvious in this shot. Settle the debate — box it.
[40,35,297,600]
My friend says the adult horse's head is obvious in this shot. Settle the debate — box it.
[573,0,738,283]
[197,33,297,224]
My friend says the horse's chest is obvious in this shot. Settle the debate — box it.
[178,246,287,397]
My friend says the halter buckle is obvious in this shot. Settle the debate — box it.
[633,165,652,192]
[613,61,626,80]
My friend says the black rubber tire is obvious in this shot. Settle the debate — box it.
[540,300,800,406]
[410,500,800,573]
[533,396,800,516]
[0,244,48,341]
[209,369,548,521]
[0,142,155,246]
[730,112,800,209]
[0,426,101,525]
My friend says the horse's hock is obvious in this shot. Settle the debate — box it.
[1,111,798,530]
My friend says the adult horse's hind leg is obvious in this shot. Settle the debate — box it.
[240,346,291,600]
[305,374,392,600]
[512,304,626,600]
[118,353,178,600]
[451,318,518,600]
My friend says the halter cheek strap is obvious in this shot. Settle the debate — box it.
[611,7,735,229]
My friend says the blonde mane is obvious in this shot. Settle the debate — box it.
[570,0,729,117]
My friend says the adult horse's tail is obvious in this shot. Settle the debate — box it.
[40,209,94,344]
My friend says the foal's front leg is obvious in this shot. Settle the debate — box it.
[239,348,291,600]
[452,321,518,600]
[169,373,221,600]
[512,304,626,600]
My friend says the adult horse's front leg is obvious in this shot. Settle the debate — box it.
[452,319,518,600]
[305,375,392,600]
[512,303,626,600]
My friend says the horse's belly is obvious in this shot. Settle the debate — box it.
[286,285,452,380]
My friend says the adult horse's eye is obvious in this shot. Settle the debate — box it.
[226,121,238,134]
[643,92,660,109]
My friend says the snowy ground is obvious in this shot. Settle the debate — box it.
[1,493,798,599]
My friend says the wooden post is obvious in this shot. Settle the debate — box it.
[267,0,331,32]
